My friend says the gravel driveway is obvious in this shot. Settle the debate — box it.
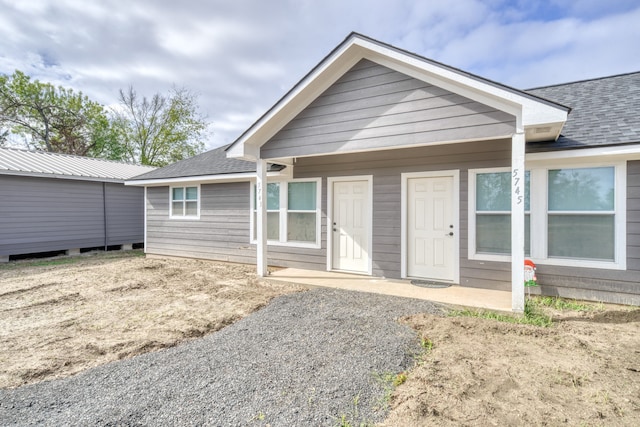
[0,288,442,426]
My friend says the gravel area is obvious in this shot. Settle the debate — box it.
[0,288,442,426]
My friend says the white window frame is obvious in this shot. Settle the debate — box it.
[250,177,322,249]
[169,184,201,220]
[468,161,626,270]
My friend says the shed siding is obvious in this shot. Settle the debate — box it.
[105,183,144,245]
[0,175,143,257]
[261,59,516,159]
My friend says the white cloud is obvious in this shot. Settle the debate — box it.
[1,0,639,149]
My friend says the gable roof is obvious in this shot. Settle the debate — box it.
[226,32,569,161]
[526,71,640,151]
[0,147,155,183]
[129,144,256,181]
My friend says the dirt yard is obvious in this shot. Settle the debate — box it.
[382,305,640,426]
[0,251,302,389]
[1,252,639,426]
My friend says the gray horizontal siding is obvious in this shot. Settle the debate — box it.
[530,160,640,305]
[292,139,513,285]
[261,59,515,159]
[105,183,144,245]
[0,175,143,257]
[146,183,256,264]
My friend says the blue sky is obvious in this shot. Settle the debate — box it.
[1,0,639,148]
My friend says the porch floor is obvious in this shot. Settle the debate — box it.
[267,268,512,312]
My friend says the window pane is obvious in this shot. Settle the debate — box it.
[172,201,183,216]
[185,187,198,200]
[288,182,316,210]
[253,212,280,240]
[287,212,316,242]
[267,212,279,240]
[548,167,614,211]
[476,214,530,255]
[185,201,197,216]
[267,183,280,210]
[476,172,530,211]
[172,187,184,201]
[548,214,614,260]
[477,214,510,254]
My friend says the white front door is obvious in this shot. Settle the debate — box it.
[331,179,370,273]
[407,175,456,281]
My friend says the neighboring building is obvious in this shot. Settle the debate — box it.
[127,33,640,310]
[0,147,155,261]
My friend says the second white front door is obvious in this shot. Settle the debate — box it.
[331,179,370,273]
[407,174,456,281]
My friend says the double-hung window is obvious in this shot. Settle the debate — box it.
[547,167,615,261]
[469,163,625,269]
[170,186,199,218]
[251,178,321,248]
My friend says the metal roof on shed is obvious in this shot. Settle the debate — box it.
[0,147,155,182]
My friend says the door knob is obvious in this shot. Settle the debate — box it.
[447,232,454,236]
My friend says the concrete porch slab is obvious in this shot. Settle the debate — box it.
[267,268,513,312]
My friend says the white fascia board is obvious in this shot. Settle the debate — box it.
[125,171,288,187]
[356,39,567,128]
[527,144,640,164]
[227,34,568,161]
[227,39,362,161]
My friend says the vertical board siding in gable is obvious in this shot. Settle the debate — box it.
[145,183,256,264]
[0,175,106,256]
[260,59,516,159]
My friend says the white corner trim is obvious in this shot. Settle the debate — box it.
[143,186,148,254]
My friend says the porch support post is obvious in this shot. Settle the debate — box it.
[256,158,268,277]
[511,131,526,312]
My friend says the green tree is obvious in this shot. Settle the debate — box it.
[112,86,208,166]
[0,70,118,157]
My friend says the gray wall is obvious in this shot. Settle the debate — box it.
[293,139,513,284]
[146,183,256,263]
[0,175,144,257]
[532,160,640,305]
[261,59,516,159]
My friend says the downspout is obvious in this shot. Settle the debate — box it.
[103,182,108,251]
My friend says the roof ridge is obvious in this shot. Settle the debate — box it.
[527,70,640,91]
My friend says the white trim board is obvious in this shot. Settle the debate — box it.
[326,175,374,275]
[401,170,460,284]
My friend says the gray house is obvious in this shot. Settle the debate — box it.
[0,147,155,261]
[127,33,640,310]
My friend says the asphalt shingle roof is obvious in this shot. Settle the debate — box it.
[129,144,256,181]
[527,71,640,151]
[0,147,155,182]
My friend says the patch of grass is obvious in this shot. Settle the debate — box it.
[0,250,144,270]
[333,395,373,427]
[531,296,600,312]
[449,299,553,327]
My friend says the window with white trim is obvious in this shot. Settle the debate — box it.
[170,186,199,218]
[547,167,615,261]
[251,178,321,248]
[474,170,530,256]
[469,163,625,269]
